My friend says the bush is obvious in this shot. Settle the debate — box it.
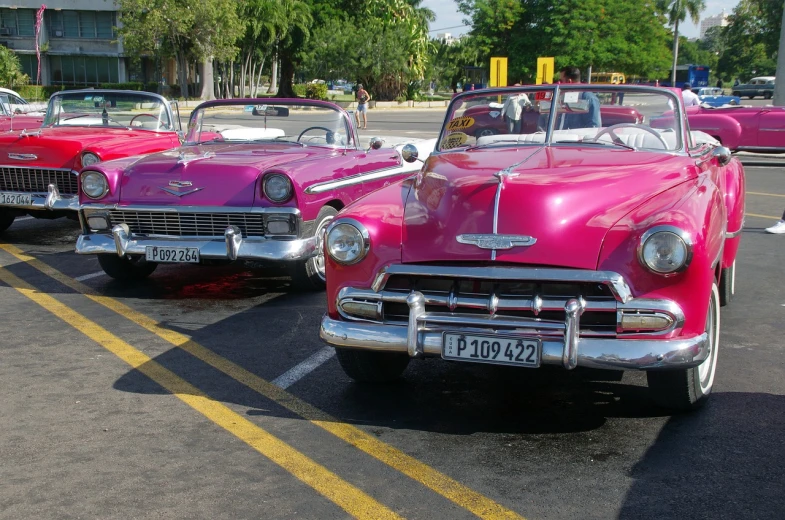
[395,95,407,103]
[305,83,328,100]
[16,85,47,101]
[293,84,307,97]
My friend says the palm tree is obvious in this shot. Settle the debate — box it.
[658,0,705,85]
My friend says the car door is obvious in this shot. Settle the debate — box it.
[758,107,785,149]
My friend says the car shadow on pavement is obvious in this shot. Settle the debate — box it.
[618,392,785,520]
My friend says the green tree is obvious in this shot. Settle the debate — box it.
[118,0,243,99]
[0,48,28,88]
[717,0,783,81]
[272,0,313,98]
[656,0,706,85]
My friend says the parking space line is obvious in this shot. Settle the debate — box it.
[0,242,525,520]
[273,347,336,389]
[745,212,781,220]
[16,216,34,221]
[0,264,403,520]
[74,271,105,282]
[747,191,785,198]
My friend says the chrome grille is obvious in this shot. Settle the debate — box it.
[107,210,266,238]
[0,167,77,195]
[381,275,618,334]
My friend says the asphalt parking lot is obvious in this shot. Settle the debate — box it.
[1,123,784,517]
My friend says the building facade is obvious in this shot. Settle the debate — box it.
[0,0,130,86]
[699,11,729,39]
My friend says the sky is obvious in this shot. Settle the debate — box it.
[422,0,740,40]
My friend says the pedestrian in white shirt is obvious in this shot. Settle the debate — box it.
[501,92,531,134]
[681,83,700,106]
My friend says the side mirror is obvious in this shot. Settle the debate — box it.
[368,137,384,150]
[712,145,732,166]
[401,143,419,163]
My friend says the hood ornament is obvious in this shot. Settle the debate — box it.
[457,234,536,250]
[177,151,215,165]
[159,180,204,197]
[8,153,37,160]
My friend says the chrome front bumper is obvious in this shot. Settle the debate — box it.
[1,185,79,212]
[75,223,318,262]
[320,290,709,371]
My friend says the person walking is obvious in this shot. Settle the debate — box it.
[355,83,371,130]
[765,211,785,234]
[501,91,531,134]
[681,83,700,106]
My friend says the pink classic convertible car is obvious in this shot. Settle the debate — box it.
[75,99,434,289]
[0,89,182,234]
[682,105,785,152]
[320,85,745,411]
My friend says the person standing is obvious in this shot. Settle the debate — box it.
[501,92,531,133]
[716,78,724,90]
[681,83,700,106]
[765,212,785,234]
[355,83,371,130]
[557,66,601,129]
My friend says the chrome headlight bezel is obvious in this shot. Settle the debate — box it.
[81,170,109,199]
[638,225,693,275]
[326,218,370,265]
[81,152,101,167]
[263,173,293,203]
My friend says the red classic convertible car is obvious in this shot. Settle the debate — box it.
[75,99,434,289]
[0,89,182,234]
[320,85,745,411]
[0,97,44,132]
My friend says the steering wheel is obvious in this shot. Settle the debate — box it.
[297,126,335,142]
[130,113,169,129]
[592,123,668,149]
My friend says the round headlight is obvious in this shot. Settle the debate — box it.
[81,171,108,199]
[639,227,692,274]
[81,152,101,167]
[263,174,293,202]
[326,220,369,265]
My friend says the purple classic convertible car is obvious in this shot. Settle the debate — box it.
[75,99,434,289]
[319,85,745,411]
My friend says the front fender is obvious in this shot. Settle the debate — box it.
[722,157,745,269]
[598,176,725,337]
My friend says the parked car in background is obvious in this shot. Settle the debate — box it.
[0,94,44,132]
[0,87,47,113]
[695,87,740,107]
[652,105,785,152]
[0,89,183,235]
[320,84,745,412]
[731,76,775,99]
[75,98,435,289]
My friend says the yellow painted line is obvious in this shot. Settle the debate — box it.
[0,264,402,520]
[745,212,781,220]
[747,191,785,198]
[0,242,525,520]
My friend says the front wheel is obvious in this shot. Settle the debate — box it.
[289,205,338,291]
[335,348,411,382]
[0,210,15,234]
[647,282,720,411]
[97,254,158,281]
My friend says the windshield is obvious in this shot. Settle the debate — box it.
[185,102,352,148]
[44,91,174,131]
[438,86,683,152]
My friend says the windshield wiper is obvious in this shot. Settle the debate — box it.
[578,139,636,151]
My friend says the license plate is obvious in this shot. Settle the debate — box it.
[145,246,200,263]
[0,192,32,206]
[442,332,541,368]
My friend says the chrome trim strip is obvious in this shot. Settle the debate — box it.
[406,292,426,357]
[370,264,633,303]
[305,163,420,194]
[726,222,744,239]
[319,315,709,371]
[563,299,584,369]
[736,146,785,151]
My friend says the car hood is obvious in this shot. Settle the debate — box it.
[0,127,165,169]
[117,143,332,206]
[402,145,695,269]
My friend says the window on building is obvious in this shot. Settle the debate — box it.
[47,10,116,39]
[49,56,119,85]
[0,8,36,36]
[18,54,39,83]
